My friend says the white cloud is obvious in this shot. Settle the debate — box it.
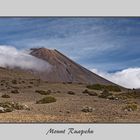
[0,45,51,71]
[91,68,140,89]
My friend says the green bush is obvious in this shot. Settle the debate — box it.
[35,90,51,95]
[36,96,56,104]
[1,94,10,98]
[87,84,121,92]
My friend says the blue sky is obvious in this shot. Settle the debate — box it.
[0,17,140,72]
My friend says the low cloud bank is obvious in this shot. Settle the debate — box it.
[91,68,140,89]
[0,45,51,71]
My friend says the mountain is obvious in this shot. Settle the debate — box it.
[30,47,114,85]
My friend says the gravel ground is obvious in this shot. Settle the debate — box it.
[0,82,140,123]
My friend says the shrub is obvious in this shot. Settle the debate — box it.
[123,103,138,111]
[67,91,75,95]
[36,96,56,104]
[66,111,70,114]
[0,107,13,113]
[3,108,13,112]
[88,92,98,96]
[30,81,34,84]
[107,95,119,100]
[87,84,121,92]
[87,84,103,90]
[106,85,121,92]
[11,90,19,94]
[0,102,12,108]
[1,80,5,83]
[1,94,10,98]
[12,80,17,84]
[82,89,97,96]
[98,89,112,98]
[35,90,51,95]
[117,91,140,99]
[0,102,29,113]
[82,89,90,94]
[13,102,25,110]
[81,106,93,113]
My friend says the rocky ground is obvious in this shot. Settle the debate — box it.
[0,75,140,123]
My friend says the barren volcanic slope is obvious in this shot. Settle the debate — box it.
[30,48,114,85]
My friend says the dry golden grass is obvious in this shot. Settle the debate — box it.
[0,113,97,122]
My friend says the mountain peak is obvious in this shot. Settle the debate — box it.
[30,47,50,51]
[30,47,57,51]
[29,47,114,85]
